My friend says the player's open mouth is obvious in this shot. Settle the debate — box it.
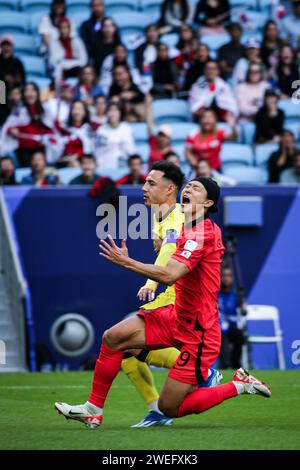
[182,195,190,204]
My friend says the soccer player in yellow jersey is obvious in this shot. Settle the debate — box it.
[121,162,222,427]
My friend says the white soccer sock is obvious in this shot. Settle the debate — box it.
[86,401,103,416]
[232,381,245,395]
[148,400,163,414]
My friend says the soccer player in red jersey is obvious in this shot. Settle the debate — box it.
[55,177,271,428]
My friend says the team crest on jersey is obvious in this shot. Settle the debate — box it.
[183,240,198,252]
[180,250,192,259]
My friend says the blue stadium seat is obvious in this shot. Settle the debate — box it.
[169,123,198,142]
[69,11,90,30]
[220,143,254,168]
[106,0,137,15]
[13,34,38,56]
[67,0,92,15]
[58,168,82,185]
[229,0,258,9]
[136,143,150,163]
[258,0,273,12]
[278,100,300,123]
[0,0,18,11]
[113,12,151,36]
[129,123,148,144]
[172,143,185,161]
[102,168,129,181]
[223,166,266,184]
[26,75,51,91]
[20,55,47,77]
[140,0,162,13]
[29,12,46,34]
[15,168,32,184]
[0,12,30,34]
[201,33,230,51]
[254,144,278,168]
[152,99,190,124]
[233,10,268,30]
[20,0,51,14]
[160,33,179,49]
[240,121,256,145]
[217,122,242,143]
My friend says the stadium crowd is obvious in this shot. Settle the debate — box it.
[1,0,300,189]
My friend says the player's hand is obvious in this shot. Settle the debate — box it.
[137,287,155,302]
[99,235,129,265]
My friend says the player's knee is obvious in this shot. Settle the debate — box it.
[158,397,178,418]
[102,328,121,349]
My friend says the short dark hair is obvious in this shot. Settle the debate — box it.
[0,156,15,165]
[80,153,96,162]
[128,154,142,164]
[151,161,184,191]
[164,151,180,160]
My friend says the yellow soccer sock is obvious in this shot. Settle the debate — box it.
[122,356,159,405]
[145,348,180,370]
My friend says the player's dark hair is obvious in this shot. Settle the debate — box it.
[128,154,142,164]
[151,161,184,191]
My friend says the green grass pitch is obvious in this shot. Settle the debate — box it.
[0,370,299,450]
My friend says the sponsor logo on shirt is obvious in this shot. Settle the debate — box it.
[180,250,192,259]
[184,240,198,252]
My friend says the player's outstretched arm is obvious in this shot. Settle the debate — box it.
[99,235,189,285]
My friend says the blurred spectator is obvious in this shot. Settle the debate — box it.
[218,266,246,370]
[194,158,236,186]
[232,38,262,90]
[74,65,103,107]
[38,0,75,53]
[56,100,93,167]
[0,35,25,90]
[194,0,230,34]
[254,90,284,144]
[69,154,99,185]
[236,62,269,120]
[280,151,300,184]
[173,24,197,84]
[151,43,178,99]
[217,23,245,79]
[109,65,146,121]
[21,149,59,186]
[49,17,88,80]
[94,102,135,171]
[185,108,237,171]
[146,100,173,167]
[158,0,193,34]
[4,83,53,167]
[89,173,119,206]
[188,60,238,119]
[116,155,147,185]
[0,85,22,128]
[164,151,181,167]
[43,81,74,126]
[0,156,17,186]
[100,44,140,96]
[80,0,106,58]
[281,0,300,49]
[183,43,211,91]
[90,95,107,129]
[275,45,299,98]
[268,130,296,183]
[93,17,121,75]
[261,20,283,70]
[134,24,159,74]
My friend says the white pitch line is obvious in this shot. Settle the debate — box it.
[0,384,132,390]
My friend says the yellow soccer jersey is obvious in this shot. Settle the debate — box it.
[141,203,184,310]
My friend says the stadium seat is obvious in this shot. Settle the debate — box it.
[169,123,198,143]
[101,168,129,181]
[29,12,46,34]
[278,100,300,123]
[223,166,265,184]
[106,0,137,15]
[233,10,268,31]
[129,123,148,144]
[0,0,18,11]
[201,33,230,51]
[240,121,256,145]
[140,0,162,13]
[160,33,179,49]
[20,0,51,14]
[0,12,30,34]
[20,55,47,77]
[15,168,31,184]
[13,34,38,56]
[136,143,150,163]
[26,75,51,91]
[229,0,257,9]
[69,11,90,29]
[172,143,185,161]
[58,168,82,185]
[67,0,93,15]
[113,12,151,36]
[220,143,254,167]
[258,0,273,12]
[152,99,190,124]
[254,144,278,168]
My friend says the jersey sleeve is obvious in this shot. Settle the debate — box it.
[171,227,213,271]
